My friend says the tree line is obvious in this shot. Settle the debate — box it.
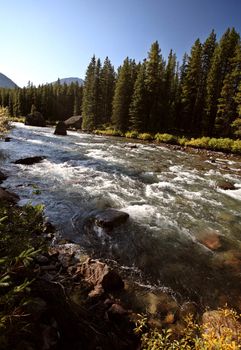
[0,80,83,122]
[0,27,241,138]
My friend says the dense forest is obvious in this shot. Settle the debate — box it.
[1,27,241,138]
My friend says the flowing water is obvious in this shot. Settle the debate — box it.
[1,123,241,309]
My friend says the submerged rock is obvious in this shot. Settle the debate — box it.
[217,181,236,190]
[54,121,67,135]
[0,188,19,203]
[14,156,45,165]
[197,229,222,250]
[94,209,129,229]
[0,170,7,183]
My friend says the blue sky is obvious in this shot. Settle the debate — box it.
[1,0,241,87]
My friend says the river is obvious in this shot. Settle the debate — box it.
[1,122,241,310]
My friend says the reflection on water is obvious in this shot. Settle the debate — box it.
[1,122,241,309]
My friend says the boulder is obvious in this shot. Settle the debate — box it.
[202,309,241,341]
[14,156,45,165]
[0,188,19,203]
[197,229,221,250]
[64,115,82,129]
[93,209,129,229]
[25,111,46,127]
[54,121,67,135]
[217,181,236,190]
[4,137,11,142]
[76,258,124,296]
[0,171,7,183]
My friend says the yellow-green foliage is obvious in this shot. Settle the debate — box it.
[0,106,10,135]
[208,138,234,152]
[135,309,241,350]
[94,129,123,136]
[125,130,139,138]
[178,136,189,146]
[231,140,241,154]
[138,133,153,141]
[185,137,211,149]
[155,133,178,144]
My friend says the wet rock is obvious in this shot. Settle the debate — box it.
[64,115,82,129]
[54,121,67,135]
[0,187,19,203]
[14,156,45,165]
[76,258,124,296]
[43,220,55,234]
[0,170,7,183]
[4,137,11,142]
[93,209,129,229]
[107,303,128,322]
[25,111,46,127]
[179,302,198,320]
[202,309,241,341]
[197,229,222,250]
[217,181,236,190]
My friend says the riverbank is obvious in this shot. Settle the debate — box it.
[1,177,241,349]
[94,129,241,157]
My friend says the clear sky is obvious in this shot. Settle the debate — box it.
[1,0,241,87]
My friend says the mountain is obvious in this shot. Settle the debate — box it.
[53,77,84,86]
[0,73,18,88]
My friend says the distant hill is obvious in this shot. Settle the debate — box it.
[0,73,18,88]
[52,77,84,86]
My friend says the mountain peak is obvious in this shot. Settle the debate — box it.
[0,73,18,89]
[53,77,84,86]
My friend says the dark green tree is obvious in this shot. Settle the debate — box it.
[82,56,97,130]
[100,57,115,126]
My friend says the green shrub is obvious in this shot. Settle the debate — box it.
[185,137,211,149]
[178,136,189,146]
[125,130,139,139]
[138,133,153,141]
[0,106,10,136]
[208,138,234,152]
[155,133,178,144]
[94,129,123,136]
[231,139,241,154]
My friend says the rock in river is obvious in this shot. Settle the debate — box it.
[94,209,129,229]
[25,111,46,127]
[14,156,45,165]
[0,188,19,203]
[217,180,236,190]
[54,121,67,135]
[64,115,82,129]
[0,171,7,183]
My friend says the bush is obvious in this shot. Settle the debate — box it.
[138,133,153,141]
[94,129,123,136]
[185,137,211,149]
[155,133,178,144]
[125,131,139,139]
[0,106,10,136]
[232,140,241,154]
[208,138,234,152]
[178,136,189,146]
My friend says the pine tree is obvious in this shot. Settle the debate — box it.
[111,57,136,131]
[100,57,115,126]
[180,39,203,134]
[82,56,97,130]
[129,61,148,132]
[232,81,241,137]
[200,30,217,133]
[216,43,241,136]
[145,41,165,132]
[205,28,240,135]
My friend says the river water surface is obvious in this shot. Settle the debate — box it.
[1,123,241,310]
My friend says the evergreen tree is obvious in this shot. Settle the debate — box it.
[145,41,165,132]
[111,57,136,131]
[82,56,97,130]
[100,57,115,126]
[200,30,217,132]
[129,61,148,131]
[205,28,240,135]
[216,43,241,136]
[232,81,241,137]
[180,39,203,134]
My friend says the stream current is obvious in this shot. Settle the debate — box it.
[1,123,241,309]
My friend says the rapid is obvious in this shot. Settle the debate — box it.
[1,122,241,309]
